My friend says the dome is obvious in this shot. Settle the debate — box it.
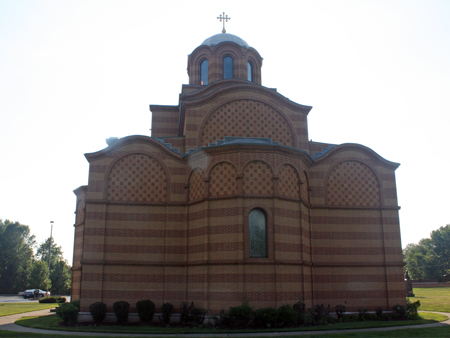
[201,33,249,48]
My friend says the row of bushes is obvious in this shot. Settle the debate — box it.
[88,300,206,325]
[55,298,421,328]
[214,299,421,328]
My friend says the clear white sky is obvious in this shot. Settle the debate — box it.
[1,0,449,263]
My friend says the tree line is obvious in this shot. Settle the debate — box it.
[0,219,71,295]
[403,224,450,280]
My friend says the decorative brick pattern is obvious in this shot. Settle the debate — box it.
[75,200,84,224]
[188,168,205,201]
[278,164,299,198]
[201,100,294,147]
[243,161,273,195]
[107,154,167,202]
[327,161,380,206]
[209,162,237,197]
[301,171,309,201]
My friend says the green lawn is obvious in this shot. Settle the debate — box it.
[15,312,447,335]
[0,303,56,317]
[410,287,450,312]
[1,325,450,338]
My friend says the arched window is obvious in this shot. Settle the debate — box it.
[200,59,208,85]
[249,209,267,257]
[247,61,253,82]
[223,56,234,79]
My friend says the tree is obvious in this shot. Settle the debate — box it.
[0,220,35,293]
[404,224,450,279]
[36,238,71,294]
[28,260,51,290]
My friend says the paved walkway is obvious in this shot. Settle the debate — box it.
[0,309,449,337]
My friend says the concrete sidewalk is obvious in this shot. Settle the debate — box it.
[0,310,449,337]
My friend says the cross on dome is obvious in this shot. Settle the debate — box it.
[217,12,230,33]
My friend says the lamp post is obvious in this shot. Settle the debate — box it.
[48,221,54,292]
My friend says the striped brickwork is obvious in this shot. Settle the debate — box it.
[73,41,405,316]
[187,42,262,85]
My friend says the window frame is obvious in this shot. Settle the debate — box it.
[223,56,234,79]
[200,59,208,85]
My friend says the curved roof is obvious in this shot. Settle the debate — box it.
[200,33,249,48]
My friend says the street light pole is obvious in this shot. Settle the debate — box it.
[48,221,54,292]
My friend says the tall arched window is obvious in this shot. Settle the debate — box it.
[247,61,253,82]
[223,56,234,79]
[200,59,208,85]
[249,209,267,257]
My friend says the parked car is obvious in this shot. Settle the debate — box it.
[22,289,50,299]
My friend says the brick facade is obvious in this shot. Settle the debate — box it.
[72,32,405,317]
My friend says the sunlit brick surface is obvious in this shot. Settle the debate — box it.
[327,161,380,206]
[107,154,167,202]
[201,100,294,147]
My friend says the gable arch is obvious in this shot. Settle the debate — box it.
[198,99,297,148]
[324,159,382,207]
[105,152,169,203]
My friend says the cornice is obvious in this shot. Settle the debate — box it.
[310,204,401,211]
[84,135,183,162]
[180,81,312,115]
[312,143,400,170]
[73,185,88,196]
[84,199,186,207]
[185,143,314,165]
[80,259,404,268]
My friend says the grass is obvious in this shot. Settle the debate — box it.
[15,312,447,335]
[2,326,450,338]
[0,303,56,317]
[409,287,450,312]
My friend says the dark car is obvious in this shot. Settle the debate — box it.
[22,289,50,299]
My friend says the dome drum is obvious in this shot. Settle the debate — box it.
[188,34,262,85]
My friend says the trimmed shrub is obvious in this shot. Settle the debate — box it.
[357,307,368,321]
[180,301,193,324]
[228,301,252,327]
[335,304,346,320]
[406,299,421,319]
[253,307,278,328]
[293,299,307,325]
[277,304,297,327]
[89,302,107,323]
[191,307,206,326]
[70,299,80,311]
[136,299,155,323]
[113,301,130,324]
[56,303,79,325]
[212,309,231,328]
[39,296,57,303]
[160,302,173,325]
[375,307,384,318]
[57,297,67,303]
[393,304,406,320]
[313,304,331,323]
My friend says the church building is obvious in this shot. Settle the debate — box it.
[72,25,406,316]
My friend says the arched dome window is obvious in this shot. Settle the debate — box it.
[249,208,267,257]
[223,56,234,79]
[200,59,208,85]
[247,61,253,82]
